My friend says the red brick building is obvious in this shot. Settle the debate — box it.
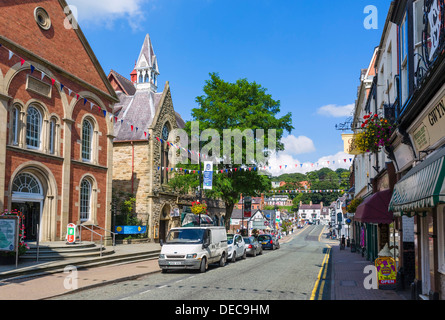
[0,0,118,242]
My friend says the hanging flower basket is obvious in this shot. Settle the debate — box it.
[191,201,208,215]
[356,113,394,153]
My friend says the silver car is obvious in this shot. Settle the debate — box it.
[243,236,263,257]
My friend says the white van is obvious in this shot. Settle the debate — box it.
[158,226,228,273]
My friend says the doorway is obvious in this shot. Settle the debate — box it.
[11,201,41,242]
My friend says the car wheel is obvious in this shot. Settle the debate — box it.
[219,253,226,267]
[252,249,257,257]
[199,257,207,273]
[231,252,236,263]
[260,247,263,255]
[242,250,247,259]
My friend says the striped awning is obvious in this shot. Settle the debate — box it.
[389,147,445,215]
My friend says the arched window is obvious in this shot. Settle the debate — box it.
[139,74,143,83]
[12,172,42,195]
[48,117,57,155]
[26,106,42,149]
[82,119,93,161]
[161,124,170,184]
[11,105,19,145]
[80,178,91,222]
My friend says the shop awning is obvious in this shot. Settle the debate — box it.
[389,146,445,215]
[354,190,393,224]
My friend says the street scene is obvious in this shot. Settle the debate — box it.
[1,0,445,311]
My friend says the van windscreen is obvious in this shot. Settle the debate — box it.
[166,229,205,244]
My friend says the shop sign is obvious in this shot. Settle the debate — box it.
[342,134,361,155]
[411,96,445,152]
[375,256,397,287]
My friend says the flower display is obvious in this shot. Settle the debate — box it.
[191,201,208,215]
[356,113,394,153]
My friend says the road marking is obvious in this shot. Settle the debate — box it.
[139,289,151,295]
[310,245,331,300]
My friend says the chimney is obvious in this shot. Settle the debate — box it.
[130,61,137,83]
[310,201,313,206]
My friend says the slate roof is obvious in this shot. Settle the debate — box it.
[109,69,137,96]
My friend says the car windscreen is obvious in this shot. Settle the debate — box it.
[165,229,205,244]
[258,235,270,241]
[243,238,251,244]
[227,234,234,244]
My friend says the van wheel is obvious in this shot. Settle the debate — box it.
[199,257,207,273]
[219,253,226,267]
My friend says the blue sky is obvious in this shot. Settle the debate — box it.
[67,0,391,175]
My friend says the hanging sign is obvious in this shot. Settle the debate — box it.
[203,161,213,190]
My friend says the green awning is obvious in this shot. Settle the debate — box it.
[389,147,445,215]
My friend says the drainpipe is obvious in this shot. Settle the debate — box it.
[131,141,134,195]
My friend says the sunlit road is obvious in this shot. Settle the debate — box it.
[52,225,329,300]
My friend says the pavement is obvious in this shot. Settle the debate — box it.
[0,226,412,300]
[321,233,411,300]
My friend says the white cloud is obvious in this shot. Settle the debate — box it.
[266,151,353,177]
[66,0,152,30]
[317,104,354,118]
[281,135,316,155]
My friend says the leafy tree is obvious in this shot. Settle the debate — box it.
[169,73,293,230]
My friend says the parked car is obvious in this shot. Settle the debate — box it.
[158,226,228,273]
[243,236,263,257]
[258,234,280,250]
[227,233,246,262]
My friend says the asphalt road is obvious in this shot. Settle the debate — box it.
[52,225,329,301]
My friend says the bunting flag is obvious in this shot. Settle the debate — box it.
[0,43,357,173]
[0,43,113,121]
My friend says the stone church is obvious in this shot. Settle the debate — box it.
[109,34,188,242]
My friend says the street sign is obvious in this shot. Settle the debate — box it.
[203,161,213,190]
[66,223,76,244]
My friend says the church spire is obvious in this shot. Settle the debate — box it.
[134,34,159,92]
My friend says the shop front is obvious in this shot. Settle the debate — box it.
[354,190,394,262]
[389,145,445,300]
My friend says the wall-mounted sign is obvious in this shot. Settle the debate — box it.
[411,95,445,152]
[115,226,147,235]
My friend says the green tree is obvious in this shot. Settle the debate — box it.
[169,73,293,230]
